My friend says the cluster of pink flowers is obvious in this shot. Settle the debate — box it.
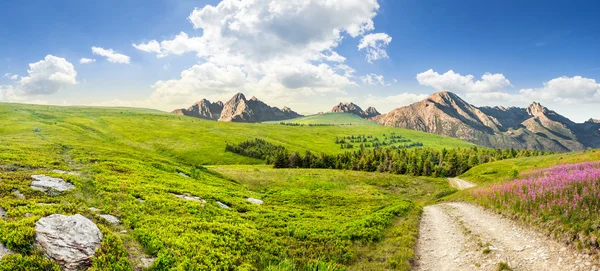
[473,162,600,221]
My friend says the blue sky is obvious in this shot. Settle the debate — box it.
[1,0,599,121]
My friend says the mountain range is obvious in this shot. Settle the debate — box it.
[330,102,380,118]
[373,91,600,152]
[172,91,600,152]
[173,93,302,122]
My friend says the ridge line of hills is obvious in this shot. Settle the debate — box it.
[172,91,600,152]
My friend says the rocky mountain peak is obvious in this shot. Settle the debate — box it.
[330,102,380,118]
[427,91,467,106]
[172,93,301,123]
[364,107,381,118]
[526,102,548,116]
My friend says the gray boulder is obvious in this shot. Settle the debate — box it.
[31,175,75,193]
[0,207,6,218]
[173,193,206,203]
[246,198,264,205]
[216,201,230,209]
[11,189,25,199]
[35,214,103,271]
[0,243,13,260]
[98,214,120,225]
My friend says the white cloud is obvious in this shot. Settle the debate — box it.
[416,69,512,94]
[358,33,392,63]
[18,55,77,95]
[79,58,96,64]
[0,55,76,102]
[91,47,130,64]
[320,51,346,63]
[4,73,18,80]
[125,0,386,111]
[361,73,393,86]
[132,40,161,54]
[520,76,600,103]
[151,63,247,104]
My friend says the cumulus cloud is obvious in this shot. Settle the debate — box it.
[520,76,600,103]
[361,73,394,86]
[126,0,387,111]
[18,55,77,95]
[0,55,77,102]
[91,47,130,64]
[417,69,512,94]
[358,33,392,63]
[79,58,96,64]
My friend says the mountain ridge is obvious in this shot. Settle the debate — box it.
[173,93,302,122]
[372,91,600,152]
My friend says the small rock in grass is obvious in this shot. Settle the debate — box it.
[173,193,206,203]
[0,243,14,260]
[0,207,6,218]
[11,189,25,199]
[25,213,33,217]
[52,169,80,176]
[31,175,75,193]
[89,207,100,212]
[217,201,230,209]
[35,214,103,271]
[136,198,145,203]
[178,172,190,178]
[246,198,264,205]
[139,256,156,269]
[98,214,120,225]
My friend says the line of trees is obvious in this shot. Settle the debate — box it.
[225,139,552,177]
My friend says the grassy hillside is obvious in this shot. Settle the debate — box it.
[0,104,473,166]
[459,149,600,184]
[267,113,379,126]
[0,103,463,270]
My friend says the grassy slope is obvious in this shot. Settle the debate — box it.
[211,165,451,270]
[459,149,600,184]
[266,113,379,126]
[0,103,460,270]
[0,104,473,166]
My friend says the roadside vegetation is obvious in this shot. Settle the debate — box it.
[473,161,600,250]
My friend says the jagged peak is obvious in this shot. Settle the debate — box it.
[526,101,548,116]
[427,91,464,102]
[230,92,247,101]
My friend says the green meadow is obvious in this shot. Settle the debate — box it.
[0,103,467,270]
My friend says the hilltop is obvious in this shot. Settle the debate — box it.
[373,91,600,152]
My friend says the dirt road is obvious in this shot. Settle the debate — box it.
[415,202,598,271]
[447,178,477,190]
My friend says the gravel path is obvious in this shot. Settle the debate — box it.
[415,202,598,271]
[447,178,477,190]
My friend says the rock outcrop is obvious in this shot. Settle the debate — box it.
[172,99,224,120]
[373,91,600,152]
[172,93,301,123]
[35,214,103,271]
[0,207,6,218]
[330,102,380,118]
[31,175,75,193]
